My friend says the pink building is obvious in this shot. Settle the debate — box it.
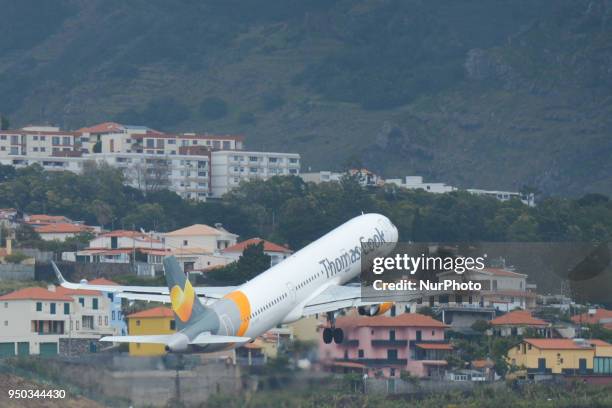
[319,313,452,378]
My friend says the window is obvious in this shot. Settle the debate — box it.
[64,303,70,315]
[36,302,42,311]
[358,349,364,358]
[289,158,298,163]
[76,321,79,330]
[98,316,102,326]
[79,297,85,307]
[52,136,60,145]
[390,368,396,377]
[62,136,71,145]
[183,240,188,246]
[92,298,98,310]
[136,320,141,326]
[146,139,155,148]
[168,139,176,144]
[112,311,115,320]
[170,320,176,330]
[50,303,56,314]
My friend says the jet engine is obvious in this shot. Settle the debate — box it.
[358,302,393,316]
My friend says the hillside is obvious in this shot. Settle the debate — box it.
[1,0,611,196]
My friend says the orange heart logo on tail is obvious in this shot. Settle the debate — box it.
[170,280,195,322]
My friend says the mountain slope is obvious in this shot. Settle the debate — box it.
[0,0,611,196]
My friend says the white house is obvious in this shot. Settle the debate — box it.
[163,224,238,253]
[0,285,115,356]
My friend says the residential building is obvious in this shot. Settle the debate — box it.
[437,267,537,312]
[489,310,550,337]
[64,230,167,276]
[571,308,612,330]
[210,150,300,197]
[25,214,73,227]
[170,248,232,274]
[0,285,115,357]
[300,169,383,187]
[126,306,175,356]
[467,189,535,207]
[299,171,343,184]
[34,223,94,242]
[385,176,456,193]
[0,127,78,157]
[1,123,299,201]
[508,338,612,376]
[88,278,127,336]
[0,208,18,228]
[319,312,452,378]
[163,224,238,253]
[222,238,292,267]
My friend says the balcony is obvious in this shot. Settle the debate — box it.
[335,358,407,367]
[371,339,408,347]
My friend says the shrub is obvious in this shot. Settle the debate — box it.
[199,96,228,120]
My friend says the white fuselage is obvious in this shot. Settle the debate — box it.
[218,213,398,338]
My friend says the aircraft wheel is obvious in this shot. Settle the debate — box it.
[323,327,333,344]
[333,328,344,344]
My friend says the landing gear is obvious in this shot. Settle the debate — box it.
[332,327,344,344]
[322,327,344,344]
[323,312,344,344]
[323,327,333,344]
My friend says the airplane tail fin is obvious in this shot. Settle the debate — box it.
[164,256,208,330]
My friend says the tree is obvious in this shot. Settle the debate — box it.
[0,115,9,130]
[208,242,270,284]
[471,320,491,333]
[199,96,228,120]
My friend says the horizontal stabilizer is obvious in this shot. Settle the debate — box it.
[100,335,174,344]
[191,333,251,345]
[100,333,251,345]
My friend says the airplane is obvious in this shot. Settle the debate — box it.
[53,213,401,352]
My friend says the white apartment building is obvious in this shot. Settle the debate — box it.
[386,176,457,193]
[0,124,300,201]
[0,285,115,356]
[467,189,535,207]
[300,171,344,184]
[0,127,78,157]
[211,150,300,197]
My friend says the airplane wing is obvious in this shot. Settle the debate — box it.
[100,333,251,345]
[301,284,430,316]
[52,261,235,302]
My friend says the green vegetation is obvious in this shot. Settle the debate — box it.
[1,165,611,293]
[206,241,271,284]
[3,251,28,264]
[199,96,229,120]
[1,1,611,196]
[203,382,612,408]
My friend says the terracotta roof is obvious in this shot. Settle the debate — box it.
[571,309,612,325]
[471,359,494,369]
[27,214,71,224]
[0,287,72,301]
[523,338,604,350]
[490,310,548,327]
[224,238,291,254]
[165,224,230,237]
[35,223,92,234]
[416,343,453,350]
[55,286,101,296]
[128,306,174,319]
[481,268,526,278]
[76,122,124,134]
[88,278,119,286]
[335,313,448,329]
[588,339,612,347]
